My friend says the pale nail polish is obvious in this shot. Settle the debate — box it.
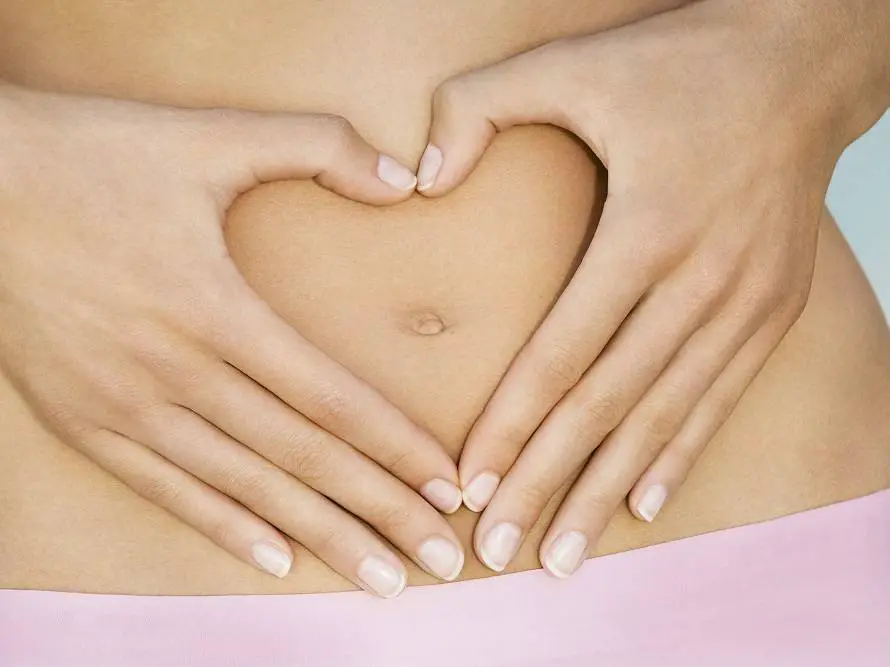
[377,154,417,191]
[416,144,443,191]
[638,484,668,522]
[421,478,463,514]
[357,555,406,599]
[480,522,522,572]
[251,542,292,578]
[543,531,588,579]
[417,536,464,581]
[462,471,500,512]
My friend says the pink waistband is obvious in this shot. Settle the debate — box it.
[2,490,889,667]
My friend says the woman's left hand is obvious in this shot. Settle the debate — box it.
[416,0,890,576]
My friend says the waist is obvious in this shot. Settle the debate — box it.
[1,162,889,595]
[1,0,889,596]
[4,491,890,666]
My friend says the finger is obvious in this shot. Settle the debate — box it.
[131,405,462,592]
[469,254,735,571]
[193,109,418,205]
[157,361,464,582]
[203,282,461,513]
[417,40,586,196]
[187,366,466,581]
[128,410,408,596]
[74,428,295,579]
[536,304,773,581]
[628,316,792,523]
[458,204,655,512]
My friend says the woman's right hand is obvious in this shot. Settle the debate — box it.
[0,83,464,597]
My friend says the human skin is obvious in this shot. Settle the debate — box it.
[0,85,466,597]
[0,0,888,597]
[415,0,890,577]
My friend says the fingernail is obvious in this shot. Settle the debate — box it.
[377,154,417,191]
[416,144,443,191]
[462,471,501,512]
[251,541,292,578]
[479,522,522,572]
[637,484,668,522]
[543,531,588,579]
[417,536,464,581]
[421,478,463,514]
[357,555,406,599]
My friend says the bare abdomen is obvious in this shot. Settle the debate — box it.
[0,0,888,595]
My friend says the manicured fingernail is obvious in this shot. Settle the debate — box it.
[377,154,417,191]
[357,555,406,599]
[462,471,500,512]
[543,531,588,579]
[417,536,464,581]
[251,541,292,578]
[416,144,443,191]
[421,478,463,514]
[637,484,668,522]
[479,522,522,572]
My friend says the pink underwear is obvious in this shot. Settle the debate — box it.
[2,490,888,666]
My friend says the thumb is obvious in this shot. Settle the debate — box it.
[195,109,418,206]
[416,42,581,197]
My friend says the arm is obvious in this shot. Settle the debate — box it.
[415,0,889,574]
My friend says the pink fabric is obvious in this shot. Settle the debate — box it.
[2,490,889,667]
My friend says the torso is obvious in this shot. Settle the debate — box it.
[1,0,889,595]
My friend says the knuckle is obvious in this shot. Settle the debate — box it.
[127,327,182,377]
[307,525,342,556]
[225,465,275,507]
[278,432,334,483]
[369,502,413,536]
[320,113,354,136]
[379,447,412,480]
[37,397,84,435]
[317,114,357,164]
[203,514,237,549]
[124,400,182,440]
[488,419,534,459]
[630,209,674,263]
[746,265,786,305]
[688,266,731,309]
[577,391,626,433]
[583,488,618,518]
[711,397,738,427]
[433,76,476,116]
[671,439,703,475]
[303,385,351,428]
[541,343,588,389]
[514,481,554,514]
[640,405,685,446]
[138,475,183,508]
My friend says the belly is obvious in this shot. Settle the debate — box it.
[1,0,889,595]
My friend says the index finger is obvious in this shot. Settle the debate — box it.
[208,277,462,514]
[458,205,653,510]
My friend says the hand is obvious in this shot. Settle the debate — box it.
[0,83,464,597]
[415,0,889,576]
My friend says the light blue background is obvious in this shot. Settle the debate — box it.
[828,111,889,319]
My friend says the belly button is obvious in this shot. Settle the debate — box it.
[408,311,448,336]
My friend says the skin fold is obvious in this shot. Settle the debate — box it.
[0,0,888,596]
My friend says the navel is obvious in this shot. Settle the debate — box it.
[407,310,448,336]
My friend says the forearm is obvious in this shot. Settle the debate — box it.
[760,0,890,147]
